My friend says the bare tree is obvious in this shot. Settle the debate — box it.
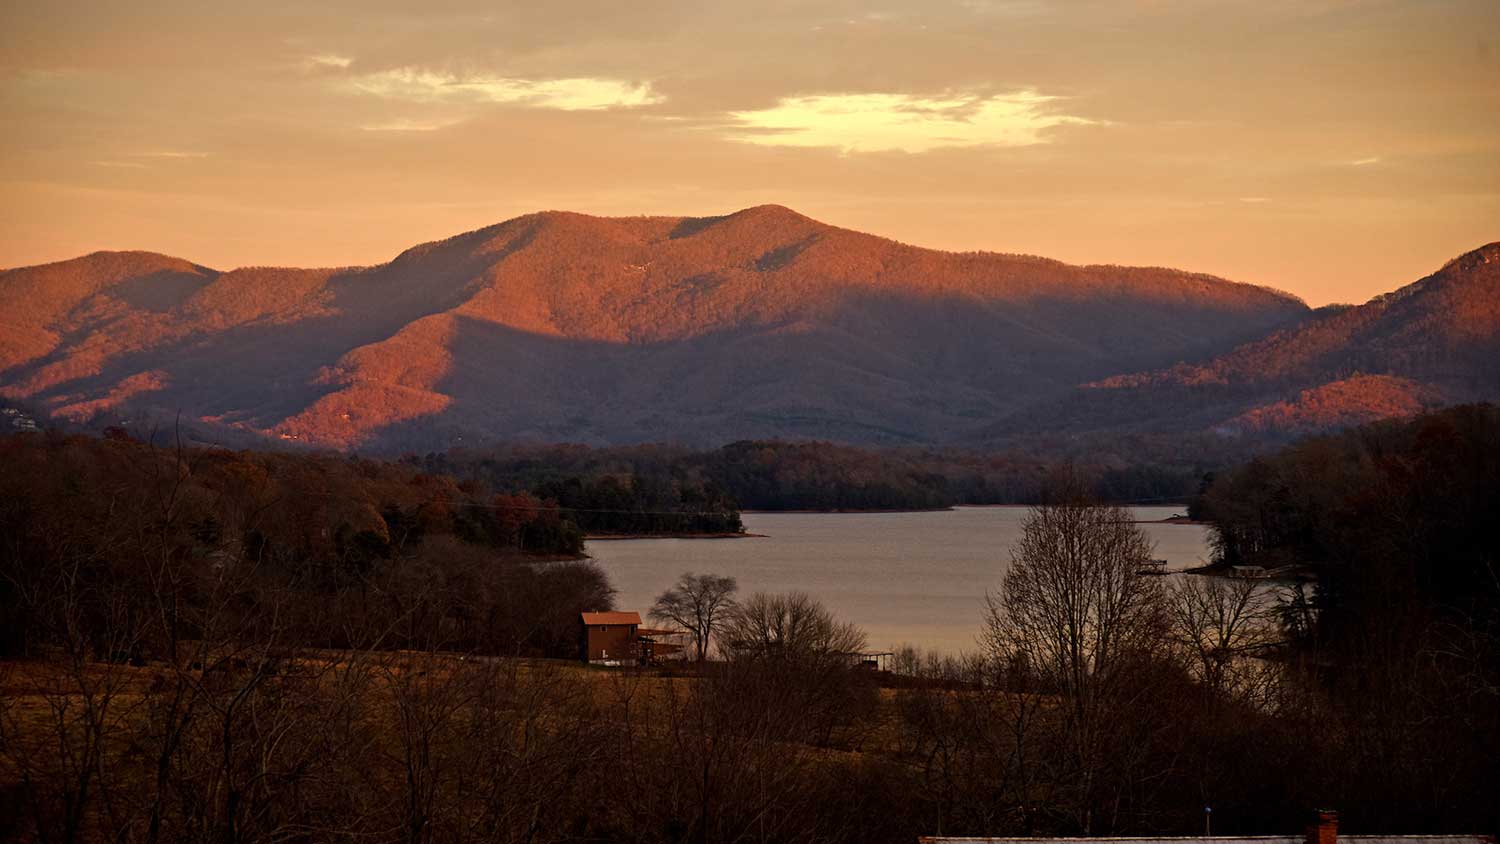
[719,591,866,662]
[1168,574,1283,707]
[650,572,738,661]
[716,592,876,748]
[983,500,1164,698]
[982,494,1169,833]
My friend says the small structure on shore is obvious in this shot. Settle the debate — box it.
[634,626,688,664]
[579,611,641,665]
[1136,558,1169,575]
[844,651,895,672]
[579,611,688,666]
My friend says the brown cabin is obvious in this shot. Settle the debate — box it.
[579,611,641,664]
[579,612,689,665]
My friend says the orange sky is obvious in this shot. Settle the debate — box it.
[2,0,1497,306]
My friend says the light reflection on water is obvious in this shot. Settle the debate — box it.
[586,505,1214,657]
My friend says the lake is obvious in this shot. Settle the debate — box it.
[586,505,1214,657]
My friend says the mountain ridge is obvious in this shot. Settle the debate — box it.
[976,240,1500,443]
[1090,240,1499,391]
[14,206,1478,453]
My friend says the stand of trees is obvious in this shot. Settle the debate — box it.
[0,430,601,662]
[1187,403,1500,825]
[411,447,744,535]
[2,407,1497,841]
[893,452,1497,834]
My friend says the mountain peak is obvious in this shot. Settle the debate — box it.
[2,250,209,277]
[1438,241,1500,276]
[728,204,814,223]
[1,208,1323,450]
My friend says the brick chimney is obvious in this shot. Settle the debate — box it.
[1306,810,1338,844]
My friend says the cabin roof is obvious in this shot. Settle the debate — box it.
[581,611,642,626]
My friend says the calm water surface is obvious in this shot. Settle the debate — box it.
[587,506,1213,656]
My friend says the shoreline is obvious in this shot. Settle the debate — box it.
[526,553,592,563]
[741,506,954,514]
[585,531,766,541]
[739,504,1197,518]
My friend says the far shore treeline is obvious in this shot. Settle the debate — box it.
[0,393,1312,521]
[405,435,1233,517]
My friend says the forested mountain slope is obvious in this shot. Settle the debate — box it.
[0,206,1307,450]
[978,242,1500,442]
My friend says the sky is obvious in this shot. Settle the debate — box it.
[2,0,1497,306]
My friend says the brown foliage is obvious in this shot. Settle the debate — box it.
[0,431,594,661]
[1224,374,1445,435]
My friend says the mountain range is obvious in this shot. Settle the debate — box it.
[986,240,1500,442]
[2,205,1495,453]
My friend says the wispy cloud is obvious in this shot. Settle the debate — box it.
[957,1,1055,17]
[349,69,662,111]
[89,151,208,169]
[1349,156,1381,166]
[360,117,466,132]
[727,90,1097,153]
[307,53,354,70]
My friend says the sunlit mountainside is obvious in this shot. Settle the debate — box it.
[3,206,1493,452]
[983,242,1500,442]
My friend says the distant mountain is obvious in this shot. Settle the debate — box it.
[2,205,1325,451]
[982,242,1500,441]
